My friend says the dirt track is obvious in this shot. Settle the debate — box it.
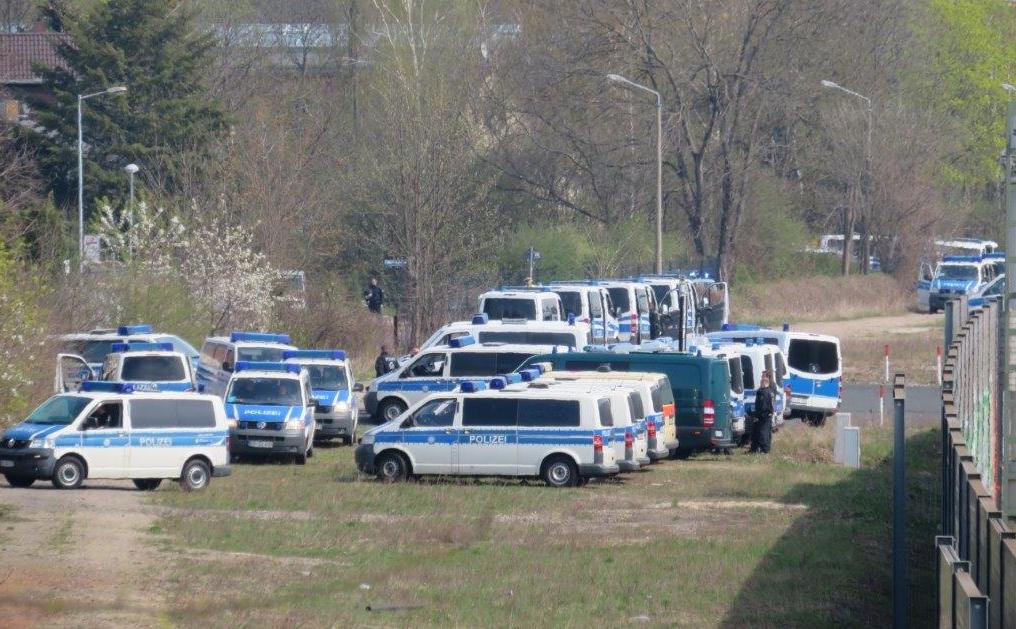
[0,481,169,628]
[790,311,944,340]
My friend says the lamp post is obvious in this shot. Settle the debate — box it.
[123,163,139,206]
[821,80,873,275]
[77,85,126,272]
[607,73,664,274]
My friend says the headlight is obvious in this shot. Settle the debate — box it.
[334,401,349,412]
[227,419,238,429]
[284,419,304,431]
[360,433,375,445]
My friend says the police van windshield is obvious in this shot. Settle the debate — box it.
[787,340,839,375]
[26,395,91,425]
[305,365,348,390]
[557,291,582,318]
[121,356,186,381]
[483,298,537,320]
[476,331,578,346]
[237,347,287,362]
[937,265,979,281]
[607,288,630,311]
[226,378,303,406]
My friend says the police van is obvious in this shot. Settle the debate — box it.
[598,281,652,343]
[547,283,620,344]
[0,384,230,491]
[56,342,197,394]
[365,335,563,423]
[355,377,619,487]
[709,325,840,426]
[692,342,749,443]
[223,361,316,463]
[56,324,200,375]
[418,315,591,353]
[477,288,564,322]
[640,276,698,337]
[533,368,678,461]
[197,331,297,398]
[917,255,996,314]
[283,349,359,445]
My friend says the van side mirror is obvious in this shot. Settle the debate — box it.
[222,361,233,372]
[353,383,364,392]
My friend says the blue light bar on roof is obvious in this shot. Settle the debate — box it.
[80,381,134,393]
[117,324,153,335]
[745,339,755,346]
[111,342,174,353]
[459,380,488,393]
[471,313,489,325]
[282,350,347,361]
[449,335,476,348]
[235,361,302,374]
[518,368,541,382]
[229,331,292,344]
[941,255,982,263]
[489,376,507,389]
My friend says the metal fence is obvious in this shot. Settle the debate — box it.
[939,296,1016,627]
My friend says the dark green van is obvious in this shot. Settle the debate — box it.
[520,351,733,456]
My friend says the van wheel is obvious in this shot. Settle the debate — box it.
[378,399,407,423]
[179,459,210,492]
[542,456,578,488]
[375,451,409,482]
[51,456,84,489]
[4,474,34,488]
[132,479,162,491]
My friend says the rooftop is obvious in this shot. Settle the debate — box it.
[0,32,68,84]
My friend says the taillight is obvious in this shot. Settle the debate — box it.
[624,432,634,448]
[703,400,715,427]
[647,421,657,437]
[631,312,637,329]
[662,403,675,420]
[593,434,603,451]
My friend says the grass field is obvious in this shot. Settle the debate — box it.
[148,423,940,628]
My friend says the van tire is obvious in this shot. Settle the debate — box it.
[4,474,34,488]
[132,479,162,491]
[179,458,210,492]
[51,456,85,489]
[375,451,409,482]
[541,456,578,488]
[378,399,407,423]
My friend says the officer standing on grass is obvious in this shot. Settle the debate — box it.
[375,345,392,377]
[749,372,775,454]
[364,278,384,314]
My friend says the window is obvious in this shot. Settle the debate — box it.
[212,344,227,366]
[26,396,91,425]
[774,352,787,385]
[518,398,581,427]
[101,355,118,381]
[728,358,744,394]
[226,378,303,406]
[588,291,603,318]
[764,354,774,380]
[558,291,583,318]
[130,399,217,429]
[496,353,536,373]
[564,360,630,372]
[937,264,978,281]
[450,353,497,377]
[305,365,348,389]
[651,284,670,307]
[597,398,613,427]
[650,381,675,412]
[477,332,578,346]
[541,298,559,321]
[121,356,186,382]
[237,347,285,362]
[74,340,116,364]
[627,392,644,421]
[462,397,518,426]
[482,298,537,320]
[741,356,755,390]
[787,340,839,375]
[411,398,458,427]
[403,353,445,378]
[607,288,630,312]
[82,402,122,430]
[200,342,220,368]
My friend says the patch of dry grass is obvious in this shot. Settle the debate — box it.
[732,274,910,324]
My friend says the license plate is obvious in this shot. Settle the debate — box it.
[0,460,13,468]
[248,440,273,448]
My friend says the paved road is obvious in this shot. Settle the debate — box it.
[839,383,940,426]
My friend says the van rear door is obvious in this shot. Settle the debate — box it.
[55,354,94,392]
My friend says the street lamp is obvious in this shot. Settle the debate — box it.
[77,85,127,272]
[821,79,873,274]
[607,73,664,274]
[123,163,139,206]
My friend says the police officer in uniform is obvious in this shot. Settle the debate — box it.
[749,372,775,454]
[364,278,384,314]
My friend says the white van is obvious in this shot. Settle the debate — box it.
[56,342,197,393]
[197,331,297,398]
[418,317,591,352]
[283,349,358,445]
[0,386,230,491]
[599,281,651,343]
[477,289,564,322]
[355,379,619,487]
[223,361,316,463]
[547,283,619,344]
[365,335,562,423]
[56,324,200,374]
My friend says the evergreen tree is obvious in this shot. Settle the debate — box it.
[24,0,227,217]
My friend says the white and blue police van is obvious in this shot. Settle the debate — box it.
[197,331,297,398]
[223,361,316,463]
[917,255,996,314]
[365,335,563,423]
[969,274,1005,310]
[546,283,620,344]
[708,325,840,426]
[597,281,651,343]
[0,384,230,491]
[418,314,591,353]
[283,349,359,445]
[691,342,751,442]
[56,341,197,394]
[56,324,200,375]
[355,377,619,487]
[477,288,564,322]
[639,276,698,336]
